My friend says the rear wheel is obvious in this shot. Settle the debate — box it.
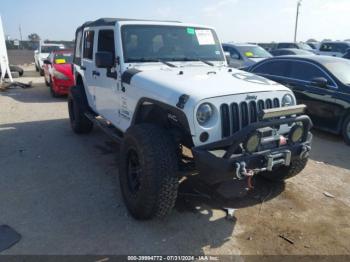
[39,68,44,76]
[68,87,93,134]
[119,124,179,220]
[260,158,308,182]
[342,115,350,145]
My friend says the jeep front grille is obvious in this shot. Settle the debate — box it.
[220,98,280,138]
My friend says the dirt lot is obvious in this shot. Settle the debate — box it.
[0,66,349,257]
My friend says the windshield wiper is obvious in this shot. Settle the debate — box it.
[126,57,177,68]
[157,59,177,68]
[177,57,214,66]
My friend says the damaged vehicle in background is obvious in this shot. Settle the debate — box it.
[222,43,272,68]
[43,50,74,97]
[69,18,313,220]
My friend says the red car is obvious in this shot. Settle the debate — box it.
[43,50,74,97]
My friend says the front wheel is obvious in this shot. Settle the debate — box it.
[260,158,308,182]
[119,124,179,220]
[342,115,350,145]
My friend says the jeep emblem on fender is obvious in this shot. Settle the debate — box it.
[246,95,257,101]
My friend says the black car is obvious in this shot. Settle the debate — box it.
[271,48,315,57]
[247,55,350,144]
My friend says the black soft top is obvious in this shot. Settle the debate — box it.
[76,18,181,33]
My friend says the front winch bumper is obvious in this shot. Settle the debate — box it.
[192,110,313,185]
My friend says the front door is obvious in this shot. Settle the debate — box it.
[286,61,339,131]
[94,28,120,125]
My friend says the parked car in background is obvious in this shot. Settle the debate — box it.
[343,49,350,59]
[34,43,65,76]
[43,50,74,97]
[317,41,350,57]
[275,42,313,52]
[256,43,277,52]
[222,43,272,68]
[271,48,315,56]
[307,42,320,50]
[247,55,350,145]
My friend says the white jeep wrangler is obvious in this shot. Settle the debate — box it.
[69,18,312,220]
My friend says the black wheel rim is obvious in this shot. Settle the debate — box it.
[126,149,142,194]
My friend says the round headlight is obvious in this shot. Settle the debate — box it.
[282,94,295,107]
[197,103,213,125]
[289,124,304,144]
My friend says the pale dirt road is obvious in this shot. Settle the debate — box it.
[0,67,349,256]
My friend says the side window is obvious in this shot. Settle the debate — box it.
[320,43,332,52]
[252,61,289,76]
[289,61,332,83]
[228,47,241,59]
[332,44,348,54]
[83,30,95,60]
[98,30,115,54]
[74,30,82,61]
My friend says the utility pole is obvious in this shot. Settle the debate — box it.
[18,24,22,49]
[294,0,302,42]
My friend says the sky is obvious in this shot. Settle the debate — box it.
[0,0,349,43]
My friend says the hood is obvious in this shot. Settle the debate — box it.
[53,64,73,78]
[129,65,290,102]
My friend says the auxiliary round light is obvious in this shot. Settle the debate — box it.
[289,124,304,144]
[244,133,261,153]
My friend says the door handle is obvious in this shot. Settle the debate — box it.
[92,70,100,77]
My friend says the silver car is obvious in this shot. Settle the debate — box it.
[222,43,272,68]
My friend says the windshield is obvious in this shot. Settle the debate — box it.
[121,25,224,63]
[322,59,350,85]
[41,46,63,53]
[54,53,73,64]
[236,45,272,58]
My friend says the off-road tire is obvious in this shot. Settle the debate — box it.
[342,115,350,145]
[119,124,179,220]
[68,87,93,134]
[260,158,308,182]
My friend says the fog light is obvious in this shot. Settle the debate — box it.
[244,133,261,153]
[289,124,304,144]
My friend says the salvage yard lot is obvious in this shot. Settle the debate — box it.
[0,66,350,256]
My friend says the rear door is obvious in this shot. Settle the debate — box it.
[82,29,97,110]
[94,28,120,124]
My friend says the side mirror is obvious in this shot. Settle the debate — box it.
[95,51,115,68]
[311,77,328,88]
[43,60,51,65]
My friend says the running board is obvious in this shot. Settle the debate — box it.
[85,113,123,143]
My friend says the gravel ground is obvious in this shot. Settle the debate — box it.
[0,66,349,256]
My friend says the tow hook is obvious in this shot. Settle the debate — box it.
[300,145,311,160]
[235,162,253,180]
[235,162,255,190]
